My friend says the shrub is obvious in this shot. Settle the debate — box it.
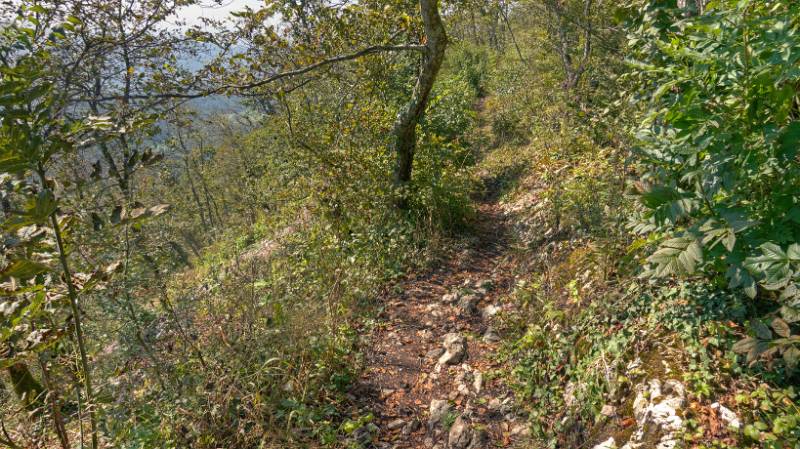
[626,0,800,370]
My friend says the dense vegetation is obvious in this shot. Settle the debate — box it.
[1,0,799,448]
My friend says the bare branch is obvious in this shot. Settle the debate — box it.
[84,43,426,103]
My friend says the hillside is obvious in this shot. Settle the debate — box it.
[2,1,800,449]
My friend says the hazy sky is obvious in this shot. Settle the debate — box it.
[177,0,264,27]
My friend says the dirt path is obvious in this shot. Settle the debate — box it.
[352,199,528,448]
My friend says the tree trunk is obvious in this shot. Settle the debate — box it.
[391,0,448,208]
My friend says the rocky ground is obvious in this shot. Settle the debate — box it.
[349,200,530,448]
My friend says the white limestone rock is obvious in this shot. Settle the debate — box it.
[439,333,467,366]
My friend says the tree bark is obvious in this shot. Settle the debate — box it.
[391,0,448,208]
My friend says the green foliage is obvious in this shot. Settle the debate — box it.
[447,45,493,96]
[1,15,81,364]
[627,0,800,371]
[736,385,800,448]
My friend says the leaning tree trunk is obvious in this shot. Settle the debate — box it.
[391,0,448,208]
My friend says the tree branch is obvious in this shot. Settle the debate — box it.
[83,43,426,102]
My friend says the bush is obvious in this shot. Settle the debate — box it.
[626,0,800,370]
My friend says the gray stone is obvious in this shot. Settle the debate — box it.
[426,347,445,359]
[467,428,488,449]
[457,295,479,316]
[711,402,741,429]
[592,437,617,449]
[623,379,686,449]
[473,372,483,394]
[564,382,577,408]
[439,333,467,365]
[387,418,405,430]
[442,292,460,304]
[448,416,472,449]
[402,418,421,436]
[481,304,501,319]
[482,326,501,343]
[429,399,451,428]
[600,404,617,417]
[510,423,530,437]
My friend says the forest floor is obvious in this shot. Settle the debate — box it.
[351,191,530,448]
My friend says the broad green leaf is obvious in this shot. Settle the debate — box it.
[753,321,772,340]
[784,346,800,370]
[772,318,791,338]
[648,236,703,276]
[781,305,800,323]
[0,259,51,281]
[787,244,800,262]
[733,337,757,354]
[0,154,30,173]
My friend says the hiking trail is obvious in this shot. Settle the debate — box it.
[352,195,528,448]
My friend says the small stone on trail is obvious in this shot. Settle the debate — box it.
[626,357,643,371]
[601,404,617,417]
[439,333,467,365]
[457,295,479,316]
[402,418,421,436]
[426,347,445,359]
[467,428,488,449]
[448,416,472,449]
[442,292,460,304]
[429,399,451,428]
[592,437,617,449]
[711,402,741,429]
[387,418,405,431]
[481,304,501,319]
[473,372,483,394]
[483,326,501,343]
[510,423,530,438]
[380,388,396,400]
